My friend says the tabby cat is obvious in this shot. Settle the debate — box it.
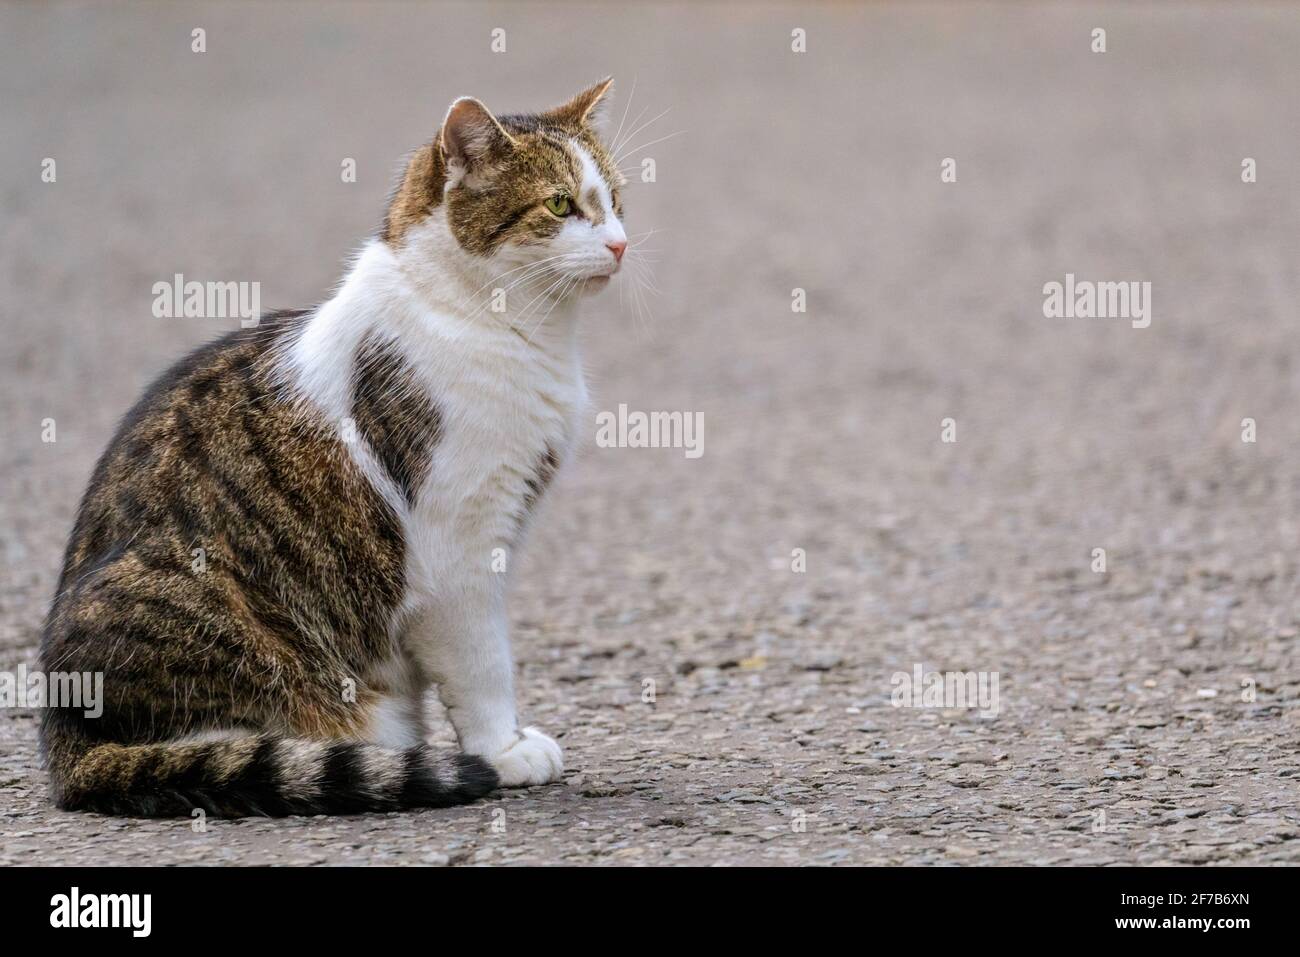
[39,79,628,817]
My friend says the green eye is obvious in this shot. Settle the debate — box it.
[544,195,572,217]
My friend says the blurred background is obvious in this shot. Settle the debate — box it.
[2,2,1298,864]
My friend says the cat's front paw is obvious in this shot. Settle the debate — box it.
[490,727,563,787]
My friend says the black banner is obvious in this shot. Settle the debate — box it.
[0,866,1279,943]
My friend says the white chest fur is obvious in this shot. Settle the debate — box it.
[279,232,589,610]
[401,309,587,601]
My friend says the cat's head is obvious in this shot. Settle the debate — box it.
[385,79,627,294]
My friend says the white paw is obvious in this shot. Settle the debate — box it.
[490,727,563,787]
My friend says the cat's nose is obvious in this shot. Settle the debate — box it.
[605,240,627,263]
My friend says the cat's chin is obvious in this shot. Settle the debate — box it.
[551,274,611,298]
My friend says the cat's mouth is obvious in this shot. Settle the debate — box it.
[588,259,622,282]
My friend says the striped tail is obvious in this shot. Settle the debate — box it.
[48,733,498,818]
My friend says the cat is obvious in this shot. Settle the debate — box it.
[38,79,628,817]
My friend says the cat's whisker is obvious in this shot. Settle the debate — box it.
[608,252,658,340]
[511,271,573,333]
[456,254,575,317]
[453,258,571,332]
[630,249,661,306]
[522,275,583,345]
[610,101,652,156]
[479,261,561,302]
[614,129,686,165]
[625,230,662,264]
[608,75,638,159]
[631,267,660,302]
[612,106,670,158]
[627,258,662,295]
[519,273,570,320]
[630,277,650,337]
[463,254,571,306]
[519,275,578,344]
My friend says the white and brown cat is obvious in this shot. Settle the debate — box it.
[39,79,627,816]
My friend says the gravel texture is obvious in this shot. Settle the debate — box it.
[2,1,1299,865]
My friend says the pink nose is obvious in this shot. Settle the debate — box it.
[606,240,627,263]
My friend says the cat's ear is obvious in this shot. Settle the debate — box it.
[440,97,516,189]
[542,77,615,130]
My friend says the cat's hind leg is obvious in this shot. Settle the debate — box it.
[357,651,428,750]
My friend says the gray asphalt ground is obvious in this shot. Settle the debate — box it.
[3,2,1299,865]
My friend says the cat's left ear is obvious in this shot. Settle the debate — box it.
[543,77,615,131]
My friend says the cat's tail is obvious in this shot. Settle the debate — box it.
[46,732,498,818]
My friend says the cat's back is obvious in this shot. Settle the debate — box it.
[43,310,406,682]
[53,312,309,587]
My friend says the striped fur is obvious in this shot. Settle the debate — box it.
[48,732,494,818]
[39,315,498,816]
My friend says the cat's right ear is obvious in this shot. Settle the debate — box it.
[440,97,516,190]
